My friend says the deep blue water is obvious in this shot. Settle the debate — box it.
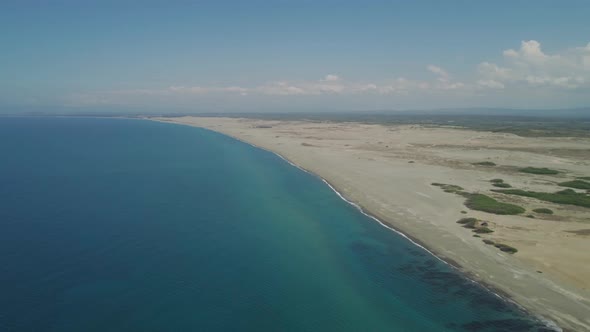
[0,117,551,331]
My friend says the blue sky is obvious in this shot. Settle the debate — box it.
[2,0,590,113]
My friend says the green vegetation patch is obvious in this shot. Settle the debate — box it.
[482,239,495,245]
[434,183,525,215]
[490,179,511,187]
[463,193,525,215]
[532,208,553,214]
[456,218,477,224]
[518,167,559,175]
[457,217,494,233]
[431,183,464,194]
[577,177,590,181]
[493,188,590,208]
[472,161,496,166]
[494,243,518,254]
[558,180,590,190]
[463,218,477,229]
[473,227,494,234]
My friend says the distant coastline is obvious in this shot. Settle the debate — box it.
[150,116,590,332]
[147,117,556,330]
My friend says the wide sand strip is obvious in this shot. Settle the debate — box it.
[152,116,590,331]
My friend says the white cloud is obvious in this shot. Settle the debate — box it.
[65,74,448,106]
[252,76,420,96]
[322,74,341,82]
[479,40,590,89]
[502,49,518,58]
[63,40,590,108]
[427,65,450,80]
[255,82,309,96]
[503,40,548,61]
[477,80,505,89]
[426,65,468,90]
[168,86,249,94]
[478,62,513,80]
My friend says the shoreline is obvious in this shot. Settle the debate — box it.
[147,118,590,331]
[267,145,548,325]
[149,117,559,330]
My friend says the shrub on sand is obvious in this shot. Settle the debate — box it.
[532,208,553,214]
[519,167,559,175]
[472,161,496,166]
[463,193,525,215]
[494,243,518,254]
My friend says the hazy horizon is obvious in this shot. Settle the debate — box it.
[2,1,590,113]
[3,106,590,119]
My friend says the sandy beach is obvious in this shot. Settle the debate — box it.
[152,116,590,331]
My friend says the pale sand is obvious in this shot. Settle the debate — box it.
[152,116,590,331]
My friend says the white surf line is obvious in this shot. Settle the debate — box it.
[240,138,559,329]
[148,119,560,330]
[249,139,561,330]
[273,148,560,330]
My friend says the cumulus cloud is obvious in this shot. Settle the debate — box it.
[503,40,547,61]
[478,40,590,89]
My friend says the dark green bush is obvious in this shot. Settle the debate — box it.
[493,188,590,208]
[462,220,477,229]
[456,218,477,224]
[494,243,518,254]
[472,161,496,166]
[558,180,590,190]
[519,167,559,175]
[532,208,553,214]
[431,183,464,194]
[473,227,494,234]
[463,193,525,215]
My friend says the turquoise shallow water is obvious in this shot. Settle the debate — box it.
[0,117,551,331]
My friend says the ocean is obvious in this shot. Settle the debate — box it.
[0,117,550,331]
